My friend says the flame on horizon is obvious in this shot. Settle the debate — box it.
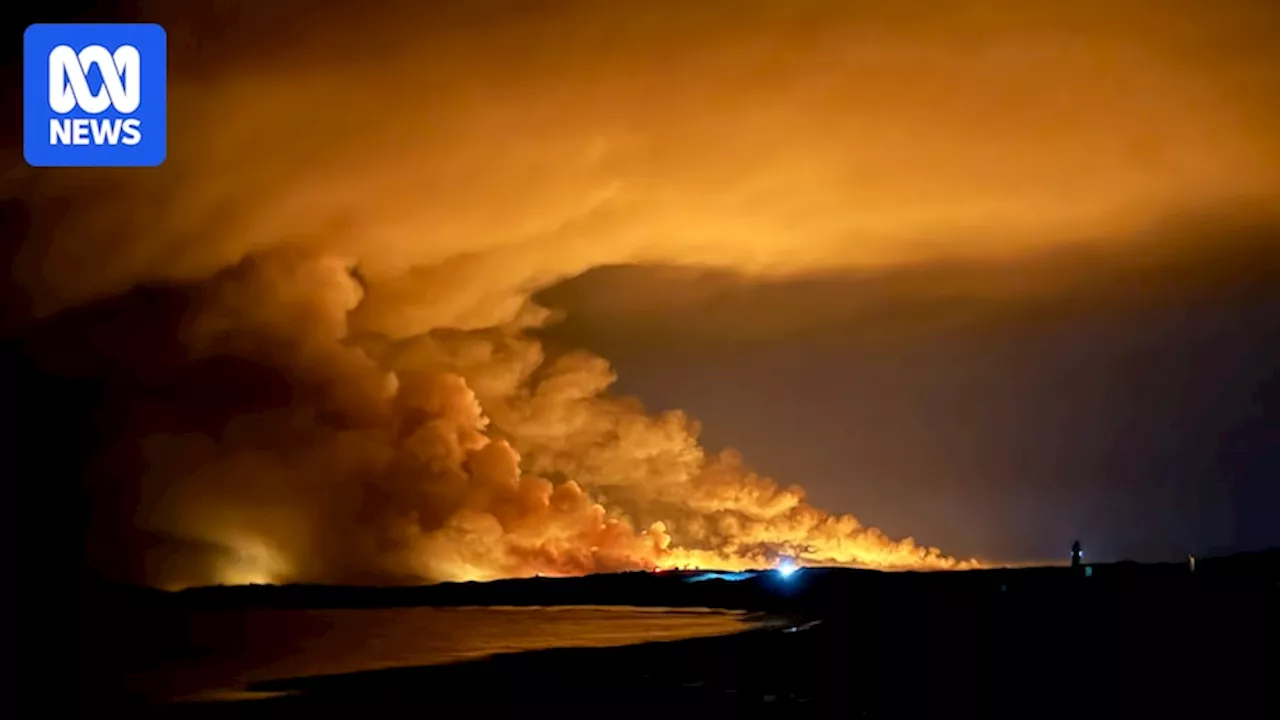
[153,255,977,589]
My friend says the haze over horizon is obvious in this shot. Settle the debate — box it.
[4,0,1279,588]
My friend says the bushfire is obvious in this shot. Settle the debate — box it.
[168,281,978,589]
[93,251,979,589]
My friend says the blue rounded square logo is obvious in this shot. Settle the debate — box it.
[23,23,167,167]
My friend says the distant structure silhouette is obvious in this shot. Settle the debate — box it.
[1071,540,1083,568]
[1188,553,1196,573]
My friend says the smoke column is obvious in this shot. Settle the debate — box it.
[68,249,973,587]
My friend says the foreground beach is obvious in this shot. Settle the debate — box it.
[79,561,1276,718]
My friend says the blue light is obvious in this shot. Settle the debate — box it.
[776,559,799,578]
[684,571,755,583]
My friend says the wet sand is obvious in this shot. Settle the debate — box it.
[124,606,772,703]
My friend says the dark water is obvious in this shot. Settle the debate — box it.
[128,606,760,702]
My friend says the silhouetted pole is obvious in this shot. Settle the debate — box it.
[1071,540,1083,569]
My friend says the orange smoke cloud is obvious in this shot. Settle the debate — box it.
[128,250,972,587]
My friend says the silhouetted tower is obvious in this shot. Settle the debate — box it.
[1071,540,1083,568]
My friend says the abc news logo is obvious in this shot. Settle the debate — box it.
[24,23,167,167]
[48,44,143,146]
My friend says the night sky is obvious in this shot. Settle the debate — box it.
[3,1,1279,591]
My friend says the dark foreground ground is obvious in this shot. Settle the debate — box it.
[67,553,1280,718]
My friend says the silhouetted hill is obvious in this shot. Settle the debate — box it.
[93,549,1280,614]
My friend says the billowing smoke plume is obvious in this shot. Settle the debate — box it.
[9,1,1279,586]
[112,248,966,587]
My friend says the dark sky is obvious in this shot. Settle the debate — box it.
[4,1,1280,589]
